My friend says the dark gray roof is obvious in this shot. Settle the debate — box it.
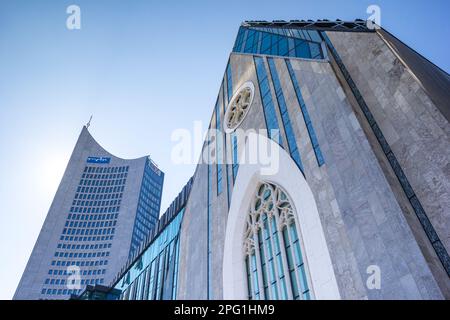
[243,19,374,32]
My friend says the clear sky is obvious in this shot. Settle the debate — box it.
[0,0,448,299]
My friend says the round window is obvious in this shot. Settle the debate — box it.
[223,81,255,133]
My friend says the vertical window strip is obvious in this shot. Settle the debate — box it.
[282,227,300,299]
[148,261,155,300]
[289,224,310,299]
[245,256,253,299]
[267,57,304,173]
[207,131,213,299]
[172,235,180,299]
[215,97,223,195]
[285,59,325,167]
[143,266,150,299]
[226,62,233,103]
[254,56,282,145]
[222,83,232,207]
[231,133,239,180]
[263,215,279,299]
[257,228,270,299]
[271,218,288,299]
[250,254,261,299]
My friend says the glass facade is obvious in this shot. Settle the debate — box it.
[254,56,282,144]
[130,158,164,256]
[226,61,233,102]
[114,209,184,300]
[42,164,129,298]
[231,132,239,180]
[215,95,224,196]
[233,26,324,60]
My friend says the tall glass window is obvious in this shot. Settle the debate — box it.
[243,182,311,300]
[226,61,233,103]
[215,97,223,195]
[231,133,239,181]
[207,127,214,298]
[254,56,282,145]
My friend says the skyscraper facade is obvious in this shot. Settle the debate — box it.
[14,127,164,299]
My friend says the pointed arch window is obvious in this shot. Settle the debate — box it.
[243,182,311,300]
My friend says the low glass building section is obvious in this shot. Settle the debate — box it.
[114,209,183,300]
[105,178,193,300]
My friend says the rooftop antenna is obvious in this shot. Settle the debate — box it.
[86,115,93,129]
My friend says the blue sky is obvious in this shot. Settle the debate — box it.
[0,0,448,299]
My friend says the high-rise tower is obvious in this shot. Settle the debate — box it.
[14,126,164,299]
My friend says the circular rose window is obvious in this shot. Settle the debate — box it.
[223,81,255,133]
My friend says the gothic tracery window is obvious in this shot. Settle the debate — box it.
[243,182,311,300]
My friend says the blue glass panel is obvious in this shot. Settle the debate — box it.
[218,25,327,59]
[114,209,184,300]
[295,40,311,59]
[226,62,233,102]
[231,133,239,180]
[259,78,270,96]
[233,27,245,52]
[307,122,319,148]
[301,105,311,124]
[314,147,325,166]
[279,37,289,56]
[254,56,281,147]
[310,43,322,59]
[308,30,322,43]
[215,96,223,195]
[278,98,288,115]
[261,34,271,53]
